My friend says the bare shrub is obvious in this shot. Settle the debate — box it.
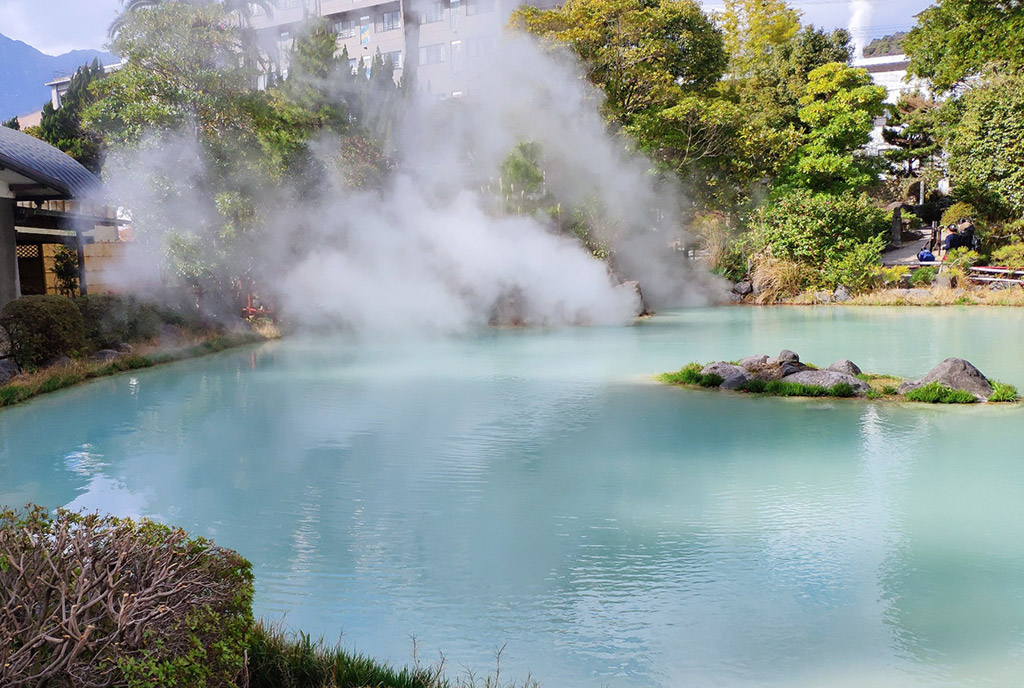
[0,505,253,687]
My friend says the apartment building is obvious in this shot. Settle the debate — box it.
[251,0,552,98]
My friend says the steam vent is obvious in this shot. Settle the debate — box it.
[0,125,102,309]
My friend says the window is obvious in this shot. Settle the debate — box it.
[375,10,401,32]
[466,0,494,15]
[450,0,461,29]
[450,40,463,73]
[421,2,444,23]
[466,36,494,58]
[333,18,356,38]
[282,0,305,8]
[420,43,445,65]
[382,50,403,70]
[349,58,358,74]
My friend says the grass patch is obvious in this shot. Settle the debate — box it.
[0,331,265,411]
[247,621,540,688]
[762,380,857,398]
[989,381,1019,402]
[741,378,767,393]
[659,363,724,388]
[904,382,976,404]
[866,389,883,400]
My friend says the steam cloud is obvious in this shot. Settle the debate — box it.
[99,37,723,335]
[849,0,874,58]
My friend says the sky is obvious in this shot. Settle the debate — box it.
[0,0,935,56]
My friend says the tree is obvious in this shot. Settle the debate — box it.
[777,62,885,194]
[511,0,727,119]
[718,0,801,77]
[946,72,1024,218]
[30,60,105,172]
[279,18,348,132]
[1,117,18,130]
[904,0,1024,93]
[109,0,274,35]
[882,93,939,201]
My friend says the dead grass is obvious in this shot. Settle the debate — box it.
[750,255,808,304]
[847,286,1024,306]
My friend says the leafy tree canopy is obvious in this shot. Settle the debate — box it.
[718,0,801,77]
[904,0,1024,92]
[28,60,105,172]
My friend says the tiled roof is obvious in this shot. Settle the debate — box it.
[0,125,100,199]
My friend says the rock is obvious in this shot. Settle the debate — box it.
[43,355,74,369]
[116,342,134,354]
[739,355,768,370]
[904,288,932,299]
[815,291,832,303]
[701,362,748,380]
[720,371,751,390]
[777,349,800,363]
[733,281,753,296]
[617,281,647,316]
[904,357,993,400]
[0,358,19,385]
[934,274,953,289]
[781,370,870,395]
[90,349,121,362]
[729,292,744,304]
[827,359,862,376]
[833,285,852,302]
[780,361,809,377]
[897,380,924,395]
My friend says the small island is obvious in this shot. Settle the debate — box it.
[659,351,1019,403]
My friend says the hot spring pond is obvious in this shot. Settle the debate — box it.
[4,306,1024,687]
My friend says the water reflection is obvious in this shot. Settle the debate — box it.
[2,308,1024,687]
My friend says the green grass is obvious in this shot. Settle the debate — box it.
[658,363,724,388]
[866,389,883,400]
[904,382,976,404]
[989,380,1019,402]
[761,380,857,398]
[247,621,540,688]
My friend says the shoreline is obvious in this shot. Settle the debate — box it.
[0,330,272,411]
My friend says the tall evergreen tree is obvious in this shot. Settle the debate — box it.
[32,60,105,172]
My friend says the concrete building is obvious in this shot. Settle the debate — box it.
[251,0,553,98]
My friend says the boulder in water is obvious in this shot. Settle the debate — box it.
[733,281,753,296]
[782,370,870,395]
[898,358,993,400]
[739,355,768,370]
[701,362,747,380]
[828,359,862,376]
[834,286,852,302]
[720,371,751,390]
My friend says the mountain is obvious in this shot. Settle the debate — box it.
[0,33,116,121]
[862,32,907,59]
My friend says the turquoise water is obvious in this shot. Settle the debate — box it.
[3,307,1024,687]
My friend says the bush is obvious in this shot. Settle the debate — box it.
[940,202,977,227]
[0,294,86,369]
[51,246,80,297]
[904,382,976,403]
[75,294,163,350]
[991,240,1024,268]
[944,247,981,285]
[753,190,888,292]
[0,505,253,687]
[908,266,937,286]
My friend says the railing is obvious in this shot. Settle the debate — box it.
[969,266,1024,287]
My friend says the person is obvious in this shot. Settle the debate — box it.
[918,248,936,262]
[939,225,960,260]
[959,219,979,252]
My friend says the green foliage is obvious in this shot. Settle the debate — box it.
[718,0,801,77]
[0,506,254,687]
[30,60,105,171]
[904,381,976,404]
[877,265,909,288]
[904,0,1024,92]
[940,202,977,227]
[762,379,856,397]
[75,294,163,349]
[989,381,1019,403]
[50,245,80,297]
[946,73,1024,218]
[740,378,767,393]
[0,295,86,369]
[659,363,724,387]
[883,94,940,183]
[1,116,19,130]
[944,247,981,284]
[991,241,1024,268]
[866,388,882,400]
[908,266,937,286]
[777,62,886,194]
[512,0,727,118]
[752,189,887,290]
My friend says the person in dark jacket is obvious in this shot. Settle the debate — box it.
[940,225,960,260]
